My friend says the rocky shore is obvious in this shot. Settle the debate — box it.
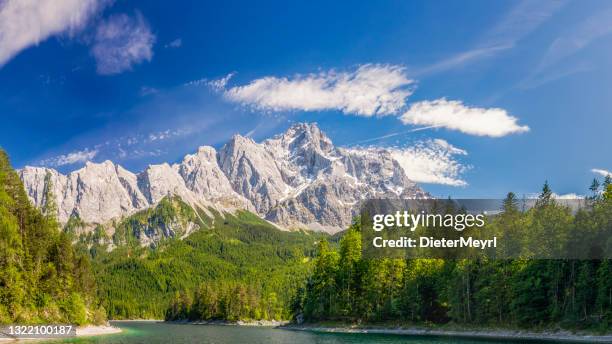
[282,324,612,343]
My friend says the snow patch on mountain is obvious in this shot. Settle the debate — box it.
[20,122,428,233]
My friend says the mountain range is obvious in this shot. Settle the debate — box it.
[19,123,427,236]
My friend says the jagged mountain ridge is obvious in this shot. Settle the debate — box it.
[19,123,427,233]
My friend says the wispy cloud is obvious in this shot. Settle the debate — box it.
[518,8,612,89]
[40,148,98,167]
[91,12,156,75]
[207,72,235,92]
[146,128,191,142]
[416,45,510,76]
[139,86,159,96]
[400,98,529,137]
[481,1,565,49]
[0,0,107,67]
[244,128,257,137]
[349,125,441,146]
[36,126,194,168]
[219,64,414,117]
[388,139,469,186]
[539,8,612,70]
[164,38,182,49]
[415,0,566,76]
[592,168,612,177]
[519,61,592,90]
[183,73,236,90]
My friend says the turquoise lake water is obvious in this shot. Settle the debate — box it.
[39,321,583,344]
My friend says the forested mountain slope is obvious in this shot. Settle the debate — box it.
[0,149,103,325]
[90,208,325,320]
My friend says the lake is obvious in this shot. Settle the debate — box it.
[42,321,581,344]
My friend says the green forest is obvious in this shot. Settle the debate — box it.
[294,182,612,331]
[0,150,104,325]
[91,209,323,320]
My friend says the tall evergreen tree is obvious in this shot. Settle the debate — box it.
[537,180,553,207]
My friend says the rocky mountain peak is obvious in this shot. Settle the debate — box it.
[20,122,427,233]
[267,122,333,154]
[225,134,257,151]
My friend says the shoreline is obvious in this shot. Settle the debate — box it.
[282,324,612,343]
[0,325,122,342]
[168,319,289,327]
[75,325,122,337]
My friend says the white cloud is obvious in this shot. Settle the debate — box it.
[400,98,529,137]
[0,0,105,67]
[91,12,155,75]
[183,78,207,87]
[525,192,584,200]
[165,38,182,48]
[552,193,584,200]
[592,168,612,177]
[388,139,469,186]
[40,149,98,167]
[222,64,414,117]
[146,128,190,142]
[208,73,235,92]
[183,73,235,90]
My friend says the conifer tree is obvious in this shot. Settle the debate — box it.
[502,192,519,213]
[589,178,601,199]
[536,180,553,207]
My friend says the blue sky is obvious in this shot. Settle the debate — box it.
[1,0,611,198]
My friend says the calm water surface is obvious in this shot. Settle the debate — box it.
[41,321,577,344]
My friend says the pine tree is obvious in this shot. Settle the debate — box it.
[537,180,553,207]
[502,192,519,214]
[42,172,58,218]
[589,178,601,199]
[337,226,361,316]
[604,184,612,201]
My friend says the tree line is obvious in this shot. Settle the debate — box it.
[165,282,285,322]
[294,180,612,331]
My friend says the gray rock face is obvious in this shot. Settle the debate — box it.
[218,135,287,214]
[19,122,427,233]
[178,146,252,210]
[19,161,148,224]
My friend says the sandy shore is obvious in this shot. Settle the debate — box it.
[76,325,122,337]
[283,325,612,343]
[0,325,122,341]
